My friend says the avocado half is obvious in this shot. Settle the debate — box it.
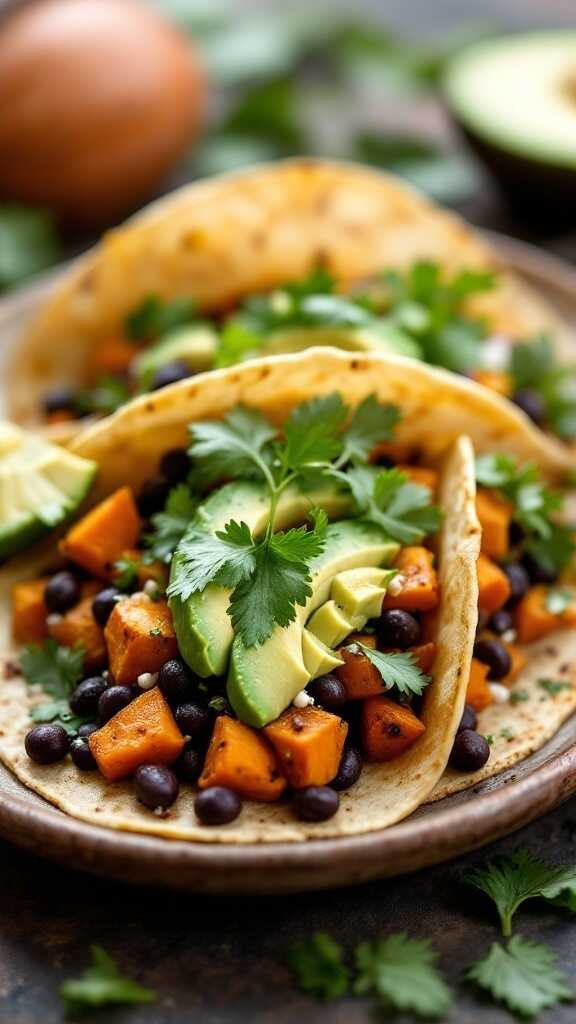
[444,32,576,221]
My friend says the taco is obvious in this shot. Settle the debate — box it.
[6,159,576,460]
[1,348,575,845]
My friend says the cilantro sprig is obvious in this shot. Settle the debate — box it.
[355,934,452,1020]
[467,936,573,1020]
[20,639,84,701]
[348,642,431,698]
[509,334,576,440]
[343,464,441,545]
[60,945,156,1015]
[125,294,198,341]
[287,932,350,1001]
[144,484,198,563]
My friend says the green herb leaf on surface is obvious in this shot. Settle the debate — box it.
[288,932,349,1001]
[509,335,576,441]
[73,376,131,417]
[339,395,400,464]
[60,945,156,1015]
[350,644,431,698]
[354,933,452,1019]
[188,406,277,486]
[20,639,85,701]
[30,699,91,736]
[125,294,197,341]
[282,393,347,470]
[545,589,573,615]
[538,678,573,698]
[467,935,573,1019]
[113,556,140,592]
[168,521,256,601]
[346,465,441,544]
[145,485,198,563]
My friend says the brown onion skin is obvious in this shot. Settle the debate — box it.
[0,0,206,230]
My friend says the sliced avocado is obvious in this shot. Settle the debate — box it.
[259,324,422,360]
[445,32,576,220]
[170,479,354,678]
[134,324,218,390]
[306,600,364,648]
[301,629,344,679]
[0,423,97,561]
[331,566,397,619]
[227,521,399,727]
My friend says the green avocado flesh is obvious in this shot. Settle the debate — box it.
[227,521,399,728]
[301,629,344,679]
[0,423,97,561]
[445,32,576,168]
[259,324,422,360]
[169,479,354,678]
[134,325,218,390]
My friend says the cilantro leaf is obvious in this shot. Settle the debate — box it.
[60,945,156,1015]
[525,527,576,577]
[354,933,452,1019]
[168,521,256,602]
[125,294,197,341]
[215,316,262,368]
[73,375,130,417]
[351,643,431,697]
[339,395,400,464]
[467,936,573,1019]
[188,406,277,485]
[0,204,62,290]
[347,465,441,544]
[20,639,85,701]
[288,932,349,1001]
[282,393,347,469]
[538,678,573,697]
[30,699,91,736]
[509,335,576,441]
[113,556,139,592]
[145,484,198,563]
[465,848,576,937]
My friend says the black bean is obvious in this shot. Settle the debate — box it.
[136,477,170,517]
[512,388,546,426]
[476,610,490,636]
[330,747,362,791]
[42,387,76,415]
[44,571,81,613]
[69,676,108,717]
[194,786,242,825]
[473,638,511,680]
[158,659,195,704]
[160,448,190,485]
[489,609,514,635]
[457,703,478,733]
[25,724,69,764]
[98,685,133,724]
[450,729,490,771]
[522,552,558,585]
[509,520,525,545]
[503,563,530,605]
[378,609,420,649]
[77,722,99,738]
[174,702,211,743]
[307,674,347,710]
[70,737,97,771]
[174,748,203,784]
[92,587,121,626]
[293,786,340,822]
[150,361,192,391]
[134,765,179,810]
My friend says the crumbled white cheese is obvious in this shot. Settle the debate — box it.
[488,682,510,704]
[292,690,314,709]
[387,575,405,597]
[143,580,160,598]
[46,613,63,627]
[481,335,511,371]
[501,629,517,644]
[102,670,110,680]
[137,671,158,691]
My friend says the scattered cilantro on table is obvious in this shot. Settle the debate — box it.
[347,643,430,698]
[287,932,350,1000]
[60,945,156,1015]
[467,935,573,1020]
[354,933,452,1020]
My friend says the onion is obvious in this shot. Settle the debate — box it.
[0,0,206,229]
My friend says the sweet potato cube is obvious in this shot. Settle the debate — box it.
[513,585,576,644]
[477,554,511,615]
[476,489,512,561]
[503,643,527,684]
[397,465,439,495]
[264,706,348,788]
[336,635,383,700]
[48,587,106,670]
[89,687,184,781]
[466,658,492,712]
[104,594,177,684]
[382,547,439,612]
[411,641,437,674]
[59,487,142,579]
[199,716,286,802]
[12,578,49,644]
[89,337,137,378]
[361,695,425,762]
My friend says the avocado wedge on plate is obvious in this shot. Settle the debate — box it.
[444,31,576,220]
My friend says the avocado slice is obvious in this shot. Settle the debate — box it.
[227,521,399,727]
[331,566,397,619]
[301,629,344,679]
[259,323,422,360]
[170,479,354,678]
[134,324,218,390]
[306,600,364,648]
[445,32,576,219]
[0,423,97,561]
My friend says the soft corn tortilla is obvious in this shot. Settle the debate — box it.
[0,351,482,842]
[6,158,575,463]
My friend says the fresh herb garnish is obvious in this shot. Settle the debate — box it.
[350,643,430,698]
[113,556,140,592]
[354,933,452,1019]
[509,689,529,705]
[0,204,62,291]
[465,848,576,937]
[509,335,576,440]
[20,639,85,701]
[60,945,156,1015]
[144,484,198,563]
[125,294,197,341]
[73,376,130,416]
[538,678,573,697]
[30,699,90,736]
[288,932,350,1000]
[149,627,163,638]
[467,936,573,1019]
[344,465,441,544]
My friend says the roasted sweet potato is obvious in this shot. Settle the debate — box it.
[48,584,106,670]
[514,585,576,644]
[503,643,527,684]
[370,440,415,465]
[46,410,76,425]
[336,641,382,700]
[471,369,512,397]
[89,337,136,378]
[466,658,492,712]
[361,695,425,761]
[104,594,177,684]
[397,465,439,494]
[89,687,184,782]
[476,489,512,560]
[12,577,49,644]
[199,716,286,802]
[382,547,439,612]
[477,554,511,615]
[411,641,437,674]
[59,487,142,579]
[264,706,348,788]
